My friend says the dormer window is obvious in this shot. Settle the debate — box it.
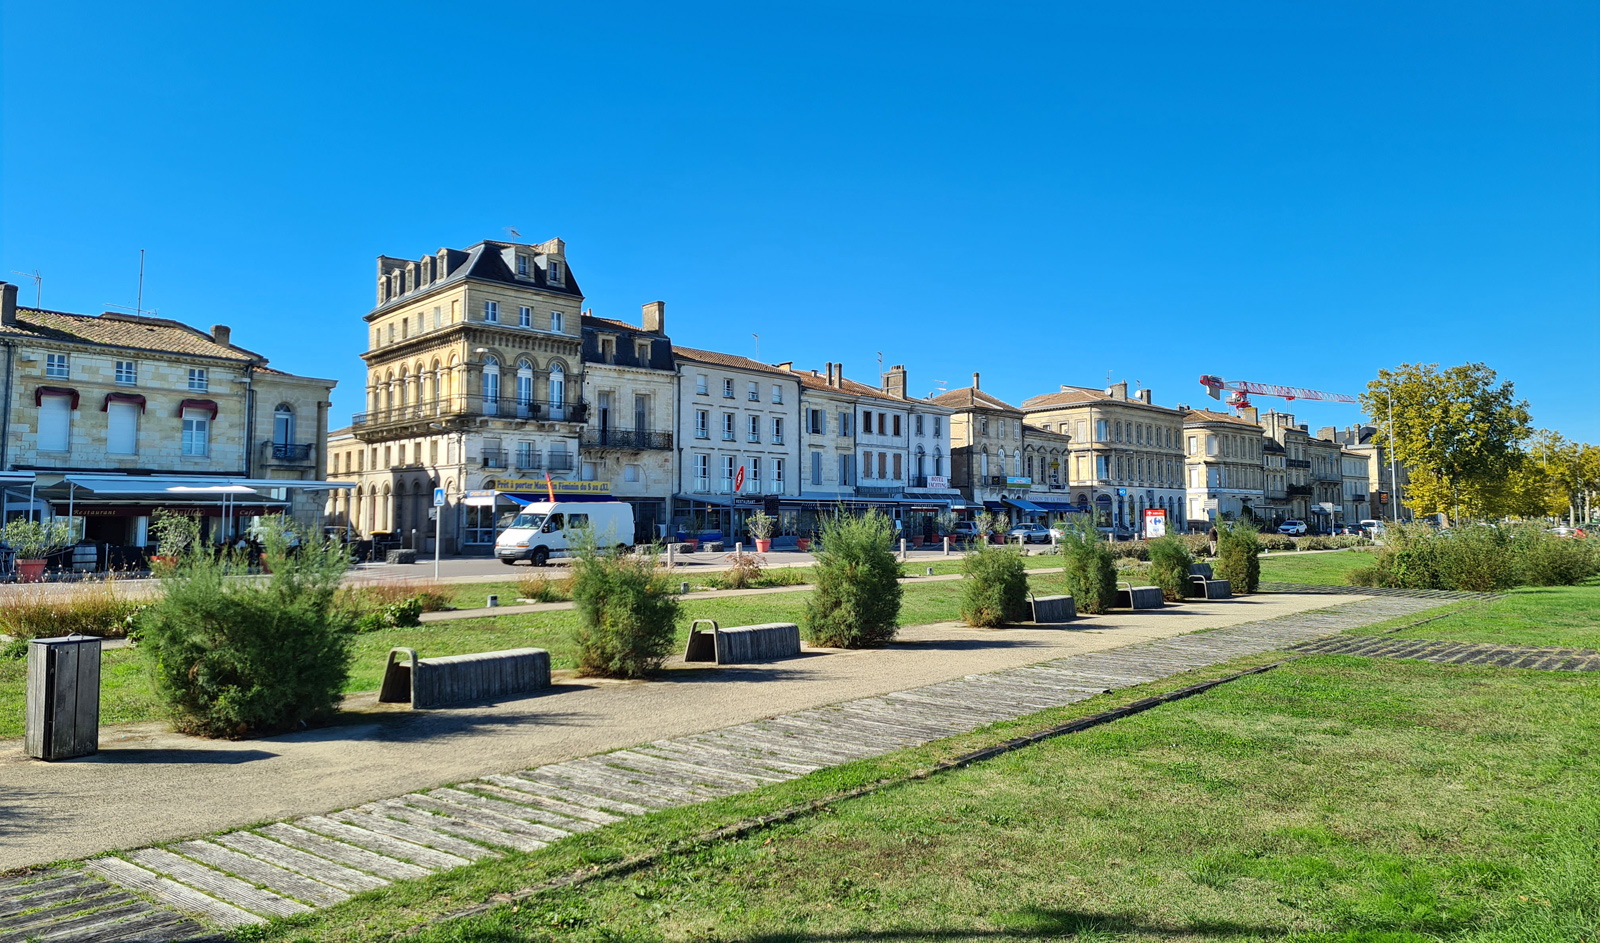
[516,255,530,276]
[548,260,563,285]
[600,337,615,362]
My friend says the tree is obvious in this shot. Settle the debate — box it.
[1361,363,1531,523]
[1530,431,1600,525]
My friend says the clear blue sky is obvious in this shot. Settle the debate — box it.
[3,2,1596,440]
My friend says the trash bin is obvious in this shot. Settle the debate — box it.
[24,636,102,761]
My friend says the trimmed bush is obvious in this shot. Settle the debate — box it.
[1147,535,1196,602]
[1214,520,1262,594]
[570,535,681,679]
[1109,540,1151,561]
[804,511,903,647]
[138,518,355,738]
[1257,534,1297,553]
[1059,519,1117,614]
[960,544,1030,627]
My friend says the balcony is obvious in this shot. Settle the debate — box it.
[546,452,575,472]
[514,449,542,469]
[581,428,673,451]
[481,449,509,469]
[260,441,314,466]
[351,394,588,440]
[1286,484,1313,498]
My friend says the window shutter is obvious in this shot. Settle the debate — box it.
[107,402,138,455]
[38,394,71,451]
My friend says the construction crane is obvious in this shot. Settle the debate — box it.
[1198,375,1358,412]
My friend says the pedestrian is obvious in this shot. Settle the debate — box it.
[1207,524,1219,557]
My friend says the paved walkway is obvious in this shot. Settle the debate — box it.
[1292,635,1600,671]
[0,591,1474,940]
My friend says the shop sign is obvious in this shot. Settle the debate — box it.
[464,490,498,507]
[489,478,612,496]
[1006,476,1032,486]
[1144,508,1167,538]
[926,475,948,490]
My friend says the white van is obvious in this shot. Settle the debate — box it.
[495,501,635,567]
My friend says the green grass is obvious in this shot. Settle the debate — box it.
[0,647,167,740]
[240,656,1600,943]
[1347,579,1600,650]
[1259,548,1378,586]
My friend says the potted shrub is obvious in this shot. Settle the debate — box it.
[148,509,201,567]
[3,520,76,583]
[747,510,775,554]
[975,511,1003,546]
[796,533,812,553]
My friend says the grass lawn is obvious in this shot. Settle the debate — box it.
[1258,547,1377,586]
[1347,579,1600,650]
[245,655,1600,943]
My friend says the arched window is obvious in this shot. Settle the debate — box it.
[398,366,409,407]
[980,449,989,478]
[1013,449,1021,477]
[548,363,565,420]
[516,359,535,417]
[934,448,944,477]
[482,356,501,416]
[384,371,395,410]
[915,445,926,478]
[273,404,294,446]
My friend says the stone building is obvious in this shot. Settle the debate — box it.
[342,238,589,554]
[1021,381,1185,535]
[931,374,1029,515]
[580,302,675,542]
[1260,411,1317,529]
[1181,408,1267,528]
[1259,438,1290,526]
[0,280,339,560]
[1323,424,1411,524]
[1339,448,1372,525]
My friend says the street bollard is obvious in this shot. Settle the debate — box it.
[680,581,690,595]
[943,536,951,556]
[926,566,934,576]
[735,541,743,555]
[486,594,499,608]
[900,538,907,562]
[667,543,674,570]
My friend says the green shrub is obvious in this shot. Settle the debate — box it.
[1349,523,1600,592]
[1059,519,1117,614]
[138,518,355,738]
[1147,535,1195,602]
[959,544,1030,627]
[1257,534,1296,553]
[354,596,424,633]
[1179,532,1211,557]
[569,536,681,679]
[516,574,573,603]
[804,511,903,647]
[1,519,76,559]
[0,580,142,647]
[1514,531,1600,587]
[1214,520,1262,594]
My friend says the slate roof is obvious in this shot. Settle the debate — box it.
[930,386,1020,413]
[581,313,662,337]
[369,240,582,317]
[0,308,266,362]
[1263,439,1287,453]
[673,345,792,378]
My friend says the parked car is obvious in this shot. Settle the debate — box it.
[1278,520,1308,536]
[951,521,982,541]
[1007,522,1052,544]
[1359,519,1383,536]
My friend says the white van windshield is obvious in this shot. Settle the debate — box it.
[509,512,547,531]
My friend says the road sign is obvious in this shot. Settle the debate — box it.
[735,465,746,492]
[433,487,445,507]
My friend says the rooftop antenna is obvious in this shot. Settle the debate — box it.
[877,351,884,377]
[504,226,521,240]
[9,269,41,307]
[104,250,153,317]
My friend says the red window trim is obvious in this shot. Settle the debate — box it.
[35,386,79,410]
[179,398,219,419]
[102,392,147,413]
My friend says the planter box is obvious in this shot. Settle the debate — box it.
[796,538,811,552]
[15,559,47,583]
[385,549,417,565]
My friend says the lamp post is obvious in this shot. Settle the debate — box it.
[1387,389,1401,525]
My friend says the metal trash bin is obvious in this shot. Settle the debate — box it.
[25,636,102,761]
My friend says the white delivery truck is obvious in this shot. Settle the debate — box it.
[495,501,635,566]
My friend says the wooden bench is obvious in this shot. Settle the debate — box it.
[1188,562,1232,599]
[683,619,801,665]
[378,647,551,709]
[1029,594,1077,623]
[1115,582,1164,609]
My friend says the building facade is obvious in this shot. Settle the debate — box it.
[0,280,338,561]
[1021,381,1185,535]
[580,303,675,542]
[1324,424,1412,524]
[1260,411,1316,529]
[345,238,589,553]
[932,374,1028,512]
[1181,408,1267,527]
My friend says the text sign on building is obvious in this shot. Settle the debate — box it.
[925,475,949,490]
[1006,476,1032,487]
[490,479,612,496]
[1144,508,1167,539]
[464,490,498,507]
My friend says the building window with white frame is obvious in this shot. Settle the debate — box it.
[695,409,709,438]
[517,255,530,276]
[550,311,564,333]
[747,414,760,443]
[722,455,736,492]
[696,373,709,395]
[747,381,759,402]
[772,384,782,404]
[749,457,761,492]
[548,260,563,285]
[772,416,784,444]
[694,454,709,491]
[484,301,499,323]
[188,368,209,392]
[115,360,137,385]
[773,458,784,490]
[181,407,210,456]
[722,378,734,398]
[519,306,532,328]
[45,353,69,379]
[722,413,735,440]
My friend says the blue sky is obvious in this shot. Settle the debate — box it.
[3,2,1596,440]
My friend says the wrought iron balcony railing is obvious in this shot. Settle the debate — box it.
[580,428,673,451]
[351,394,589,433]
[262,441,314,463]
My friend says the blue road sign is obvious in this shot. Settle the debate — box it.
[433,487,446,507]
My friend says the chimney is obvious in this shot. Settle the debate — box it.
[641,300,665,334]
[972,372,980,390]
[884,364,907,399]
[1241,406,1259,425]
[835,362,844,388]
[1107,380,1128,400]
[0,282,16,327]
[1137,388,1152,404]
[1316,425,1337,442]
[211,325,231,346]
[826,362,835,386]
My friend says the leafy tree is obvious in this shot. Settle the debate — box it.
[1361,363,1531,523]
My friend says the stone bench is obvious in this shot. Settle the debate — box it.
[1189,575,1233,599]
[1029,595,1077,623]
[1115,583,1164,610]
[385,549,417,565]
[378,647,551,709]
[683,619,801,665]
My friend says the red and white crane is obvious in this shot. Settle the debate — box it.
[1198,375,1358,412]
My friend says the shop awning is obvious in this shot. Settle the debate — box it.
[1032,500,1088,513]
[1002,497,1047,513]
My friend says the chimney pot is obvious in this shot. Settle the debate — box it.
[641,300,665,334]
[835,362,843,388]
[0,282,16,327]
[972,372,980,390]
[211,325,231,346]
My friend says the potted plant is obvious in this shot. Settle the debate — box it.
[934,512,957,544]
[149,510,201,567]
[747,510,775,554]
[974,511,1002,546]
[3,520,75,583]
